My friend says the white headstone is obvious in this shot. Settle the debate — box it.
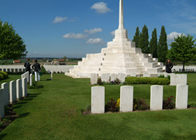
[101,73,110,83]
[27,71,29,82]
[150,85,163,111]
[118,73,126,83]
[170,74,187,86]
[90,73,98,85]
[10,80,16,104]
[30,74,32,86]
[176,85,188,109]
[51,71,53,79]
[22,78,27,97]
[0,89,5,119]
[1,82,9,106]
[16,79,22,100]
[91,86,105,114]
[120,86,134,112]
[110,73,117,82]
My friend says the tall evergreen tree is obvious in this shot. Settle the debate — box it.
[139,25,149,53]
[157,26,168,63]
[132,27,140,48]
[149,28,158,58]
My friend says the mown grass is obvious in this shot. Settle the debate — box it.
[0,73,196,140]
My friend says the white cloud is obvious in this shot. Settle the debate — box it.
[84,28,103,34]
[69,17,79,22]
[167,32,186,42]
[111,31,115,36]
[63,33,88,39]
[53,16,67,23]
[91,2,112,14]
[86,38,104,44]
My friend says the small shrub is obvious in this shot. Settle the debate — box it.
[2,118,11,123]
[125,77,139,84]
[167,75,170,81]
[97,78,103,85]
[115,98,120,109]
[105,99,119,112]
[114,78,120,84]
[115,98,149,111]
[139,77,149,84]
[125,77,169,85]
[0,74,3,80]
[158,75,164,78]
[0,71,8,80]
[134,98,149,111]
[163,96,175,109]
[0,122,4,128]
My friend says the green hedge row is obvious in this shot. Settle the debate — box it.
[0,71,8,80]
[125,77,170,85]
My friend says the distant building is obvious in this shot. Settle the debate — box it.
[58,59,65,62]
[13,60,20,63]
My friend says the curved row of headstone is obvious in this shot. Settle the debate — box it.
[91,73,126,85]
[0,65,26,73]
[91,85,188,114]
[0,71,29,119]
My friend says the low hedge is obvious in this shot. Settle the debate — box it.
[0,71,8,80]
[125,77,170,85]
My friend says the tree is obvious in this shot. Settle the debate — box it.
[149,28,158,58]
[132,27,140,48]
[157,26,168,63]
[63,56,67,60]
[169,34,196,72]
[0,20,27,60]
[139,25,149,53]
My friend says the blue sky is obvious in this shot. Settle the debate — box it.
[1,0,196,58]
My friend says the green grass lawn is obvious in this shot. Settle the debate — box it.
[0,73,196,140]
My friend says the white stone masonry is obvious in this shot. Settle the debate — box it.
[10,80,16,104]
[65,0,164,78]
[16,79,22,100]
[150,85,163,111]
[176,85,188,109]
[1,82,9,106]
[91,86,105,114]
[0,89,5,119]
[91,73,98,85]
[120,86,134,112]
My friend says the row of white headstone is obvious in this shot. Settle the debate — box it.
[91,73,126,85]
[91,85,188,114]
[0,71,29,119]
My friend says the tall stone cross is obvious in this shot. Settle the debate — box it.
[119,0,124,29]
[113,0,128,42]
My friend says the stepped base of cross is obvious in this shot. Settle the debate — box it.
[65,28,164,78]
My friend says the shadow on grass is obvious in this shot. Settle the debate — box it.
[0,134,7,139]
[12,93,41,110]
[18,112,30,118]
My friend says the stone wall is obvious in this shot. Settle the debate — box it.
[0,65,74,73]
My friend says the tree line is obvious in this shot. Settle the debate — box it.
[132,25,168,63]
[132,25,196,72]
